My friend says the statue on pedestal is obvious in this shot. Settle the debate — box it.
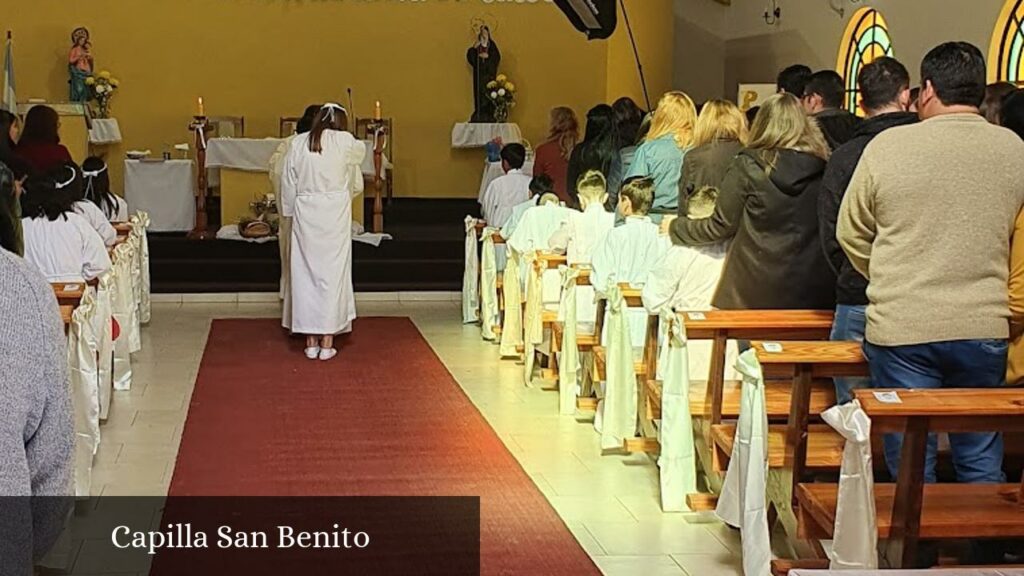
[467,24,501,123]
[68,27,93,103]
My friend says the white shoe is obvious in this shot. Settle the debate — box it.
[304,347,320,360]
[319,348,338,361]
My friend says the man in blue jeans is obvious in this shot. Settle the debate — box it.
[838,42,1024,484]
[819,56,917,404]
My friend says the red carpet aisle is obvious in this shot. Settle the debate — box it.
[168,318,600,574]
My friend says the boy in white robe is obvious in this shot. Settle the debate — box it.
[642,187,730,379]
[501,174,554,241]
[21,174,111,283]
[481,143,531,228]
[591,176,670,346]
[507,193,572,301]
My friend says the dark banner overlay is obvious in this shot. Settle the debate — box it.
[1,497,480,576]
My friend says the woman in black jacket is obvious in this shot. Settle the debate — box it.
[566,105,621,209]
[671,93,835,310]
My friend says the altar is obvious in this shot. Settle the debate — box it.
[205,137,391,227]
[450,123,522,149]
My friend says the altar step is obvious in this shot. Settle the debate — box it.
[149,198,479,294]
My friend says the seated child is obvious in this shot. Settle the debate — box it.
[591,176,670,294]
[50,163,117,247]
[502,174,554,241]
[21,173,112,283]
[480,143,532,228]
[508,192,572,305]
[82,156,129,222]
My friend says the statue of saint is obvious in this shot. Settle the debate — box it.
[467,25,501,123]
[69,27,94,103]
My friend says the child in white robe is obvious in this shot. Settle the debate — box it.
[82,157,129,222]
[642,187,731,379]
[507,193,572,303]
[591,176,670,346]
[480,143,532,228]
[21,173,111,283]
[50,163,117,247]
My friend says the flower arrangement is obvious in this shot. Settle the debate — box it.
[84,69,120,118]
[486,74,517,123]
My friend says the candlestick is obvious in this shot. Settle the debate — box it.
[198,97,205,117]
[374,100,382,121]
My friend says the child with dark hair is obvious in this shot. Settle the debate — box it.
[20,172,111,282]
[500,174,554,240]
[82,156,128,222]
[481,143,532,228]
[50,163,117,246]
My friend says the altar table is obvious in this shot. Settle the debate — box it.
[206,138,390,226]
[124,159,195,232]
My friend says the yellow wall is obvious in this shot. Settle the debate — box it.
[6,1,674,199]
[606,0,676,109]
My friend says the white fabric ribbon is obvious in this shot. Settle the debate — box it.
[480,228,500,341]
[522,252,544,386]
[558,267,581,415]
[110,244,135,391]
[716,349,771,576]
[499,248,524,358]
[131,211,152,324]
[599,284,638,451]
[67,290,100,498]
[94,274,114,420]
[658,310,697,512]
[462,216,481,324]
[822,400,878,570]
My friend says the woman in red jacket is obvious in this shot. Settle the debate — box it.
[532,107,578,203]
[15,105,73,175]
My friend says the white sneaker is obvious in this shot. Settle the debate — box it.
[319,348,338,361]
[304,347,320,360]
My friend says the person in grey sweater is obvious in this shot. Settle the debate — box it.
[0,247,74,573]
[839,42,1024,486]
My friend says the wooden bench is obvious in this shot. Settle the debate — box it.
[789,388,1024,570]
[52,282,87,329]
[633,311,835,492]
[113,222,131,237]
[524,252,567,380]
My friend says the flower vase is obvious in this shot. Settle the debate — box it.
[494,105,509,123]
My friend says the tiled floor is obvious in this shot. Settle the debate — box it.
[93,299,744,576]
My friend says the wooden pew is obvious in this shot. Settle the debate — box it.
[550,267,607,411]
[530,253,567,379]
[113,222,131,237]
[633,311,835,492]
[52,282,87,330]
[789,388,1024,570]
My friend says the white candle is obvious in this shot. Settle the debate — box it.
[198,97,205,117]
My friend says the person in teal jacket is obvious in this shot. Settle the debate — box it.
[626,92,698,223]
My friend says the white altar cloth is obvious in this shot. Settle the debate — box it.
[206,137,389,181]
[88,119,122,145]
[123,160,195,232]
[452,123,523,149]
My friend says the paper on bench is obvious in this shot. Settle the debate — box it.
[716,349,771,576]
[821,401,878,570]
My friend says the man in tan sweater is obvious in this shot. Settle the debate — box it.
[838,42,1024,485]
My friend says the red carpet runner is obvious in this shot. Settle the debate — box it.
[168,317,600,575]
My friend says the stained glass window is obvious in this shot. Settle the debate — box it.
[836,8,895,116]
[989,0,1024,84]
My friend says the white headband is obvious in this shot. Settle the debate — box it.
[321,102,347,122]
[83,163,108,178]
[54,166,76,190]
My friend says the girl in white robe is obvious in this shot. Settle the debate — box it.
[21,173,111,283]
[280,103,366,361]
[49,163,117,246]
[82,157,129,222]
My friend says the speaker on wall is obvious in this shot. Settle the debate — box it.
[552,0,618,40]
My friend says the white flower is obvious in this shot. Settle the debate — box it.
[498,88,506,97]
[96,84,106,94]
[490,91,498,99]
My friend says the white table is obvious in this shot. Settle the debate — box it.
[205,137,390,182]
[88,118,122,145]
[452,123,523,149]
[124,159,195,232]
[477,159,535,203]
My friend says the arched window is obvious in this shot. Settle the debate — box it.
[989,0,1024,84]
[836,8,895,116]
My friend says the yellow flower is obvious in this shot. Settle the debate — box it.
[486,80,498,89]
[496,74,507,83]
[110,78,120,87]
[99,70,111,80]
[84,76,96,86]
[505,82,515,92]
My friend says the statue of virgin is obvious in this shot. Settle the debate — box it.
[68,27,94,103]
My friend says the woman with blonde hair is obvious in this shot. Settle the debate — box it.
[625,91,697,221]
[533,107,579,203]
[671,93,835,310]
[665,99,748,233]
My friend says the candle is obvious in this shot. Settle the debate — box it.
[374,100,382,120]
[198,97,205,117]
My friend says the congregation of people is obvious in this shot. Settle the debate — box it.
[479,39,1024,503]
